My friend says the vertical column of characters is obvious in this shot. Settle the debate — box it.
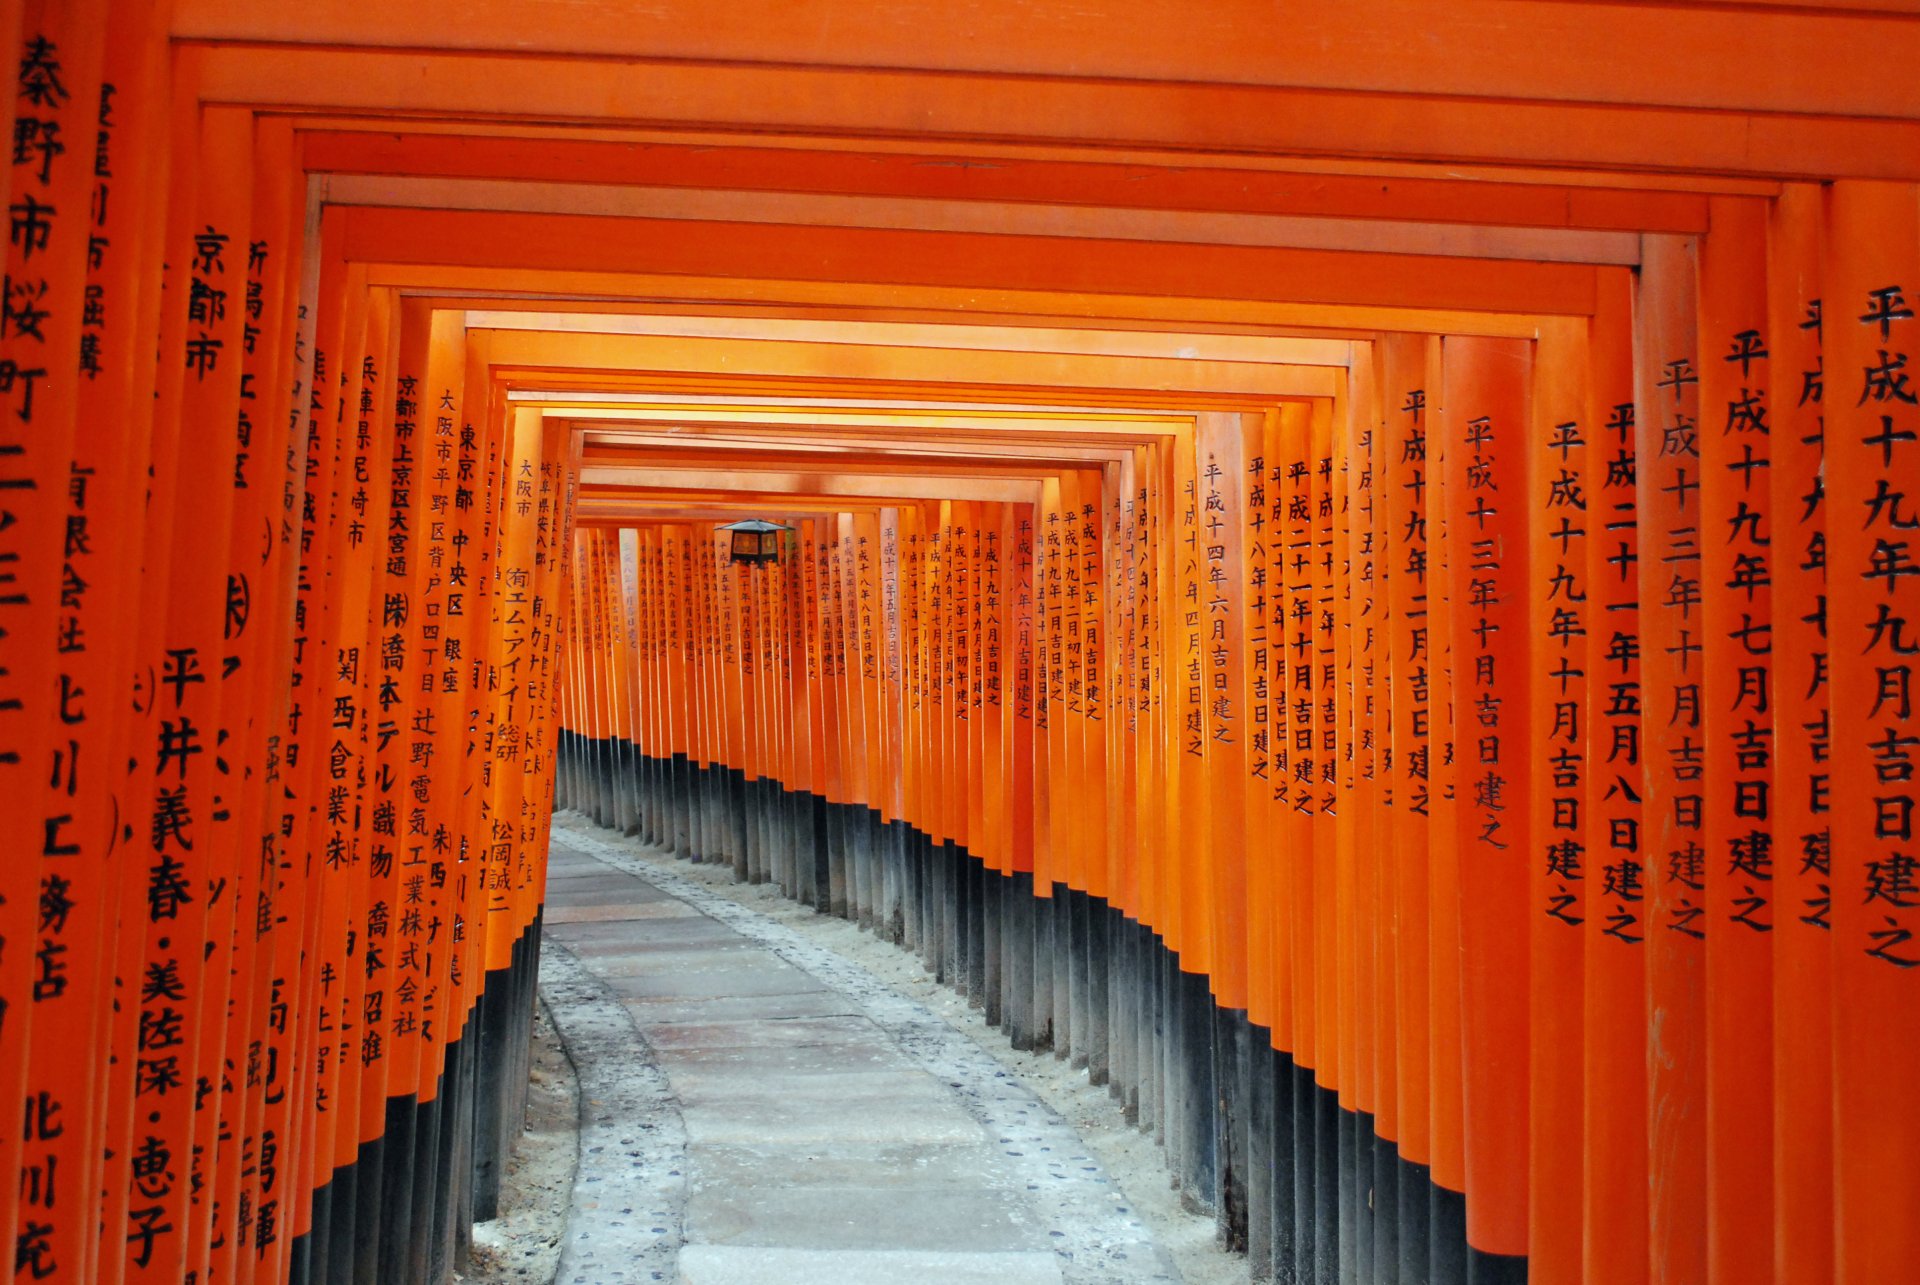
[776,515,795,811]
[794,518,821,826]
[814,516,835,815]
[1634,234,1710,1285]
[1582,274,1650,1285]
[974,494,992,868]
[21,10,140,1282]
[1006,487,1021,872]
[1823,180,1920,1285]
[294,252,373,1263]
[647,524,664,776]
[132,106,257,1285]
[819,517,845,817]
[672,524,691,794]
[834,514,858,817]
[551,537,574,783]
[1030,483,1056,890]
[773,521,794,800]
[801,518,828,830]
[706,522,725,797]
[115,55,206,1274]
[1170,429,1212,972]
[354,294,424,1267]
[617,527,636,787]
[898,509,923,844]
[860,503,879,818]
[1527,318,1591,1282]
[1114,456,1143,913]
[2,14,105,1278]
[1425,350,1467,1221]
[752,524,773,801]
[1695,196,1778,1285]
[82,11,177,1280]
[334,286,398,1251]
[682,523,706,796]
[1198,413,1248,1010]
[660,524,686,809]
[1058,485,1092,924]
[1276,405,1315,1079]
[767,515,786,806]
[270,216,350,1264]
[1141,442,1174,942]
[445,335,504,1078]
[942,499,964,857]
[1063,473,1089,895]
[945,502,970,857]
[1337,354,1377,1168]
[679,522,695,791]
[1307,399,1340,1105]
[333,289,399,1240]
[527,421,579,909]
[965,499,989,868]
[767,519,787,802]
[509,431,553,924]
[521,426,570,892]
[1036,481,1062,885]
[1765,182,1832,1285]
[1010,501,1037,878]
[739,517,761,796]
[836,511,858,825]
[595,527,617,774]
[980,503,1007,872]
[725,516,751,799]
[400,310,468,1196]
[481,406,544,977]
[1079,472,1110,901]
[525,424,583,913]
[1256,409,1293,1065]
[1442,335,1534,1268]
[1242,413,1277,1032]
[1103,465,1127,899]
[962,501,986,864]
[882,507,905,828]
[1384,333,1437,1202]
[634,529,656,789]
[206,118,307,1285]
[686,522,710,799]
[1369,347,1405,1205]
[820,513,843,813]
[621,524,640,784]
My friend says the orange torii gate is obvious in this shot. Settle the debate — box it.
[0,6,1915,1285]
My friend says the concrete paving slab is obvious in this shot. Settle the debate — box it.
[603,965,824,1001]
[575,947,771,978]
[676,1093,983,1147]
[689,1141,1008,1190]
[543,901,705,923]
[662,1062,941,1100]
[677,1245,1064,1285]
[619,993,865,1026]
[636,1015,881,1052]
[684,1182,1045,1251]
[655,1041,910,1074]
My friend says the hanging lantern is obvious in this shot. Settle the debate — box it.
[720,518,792,567]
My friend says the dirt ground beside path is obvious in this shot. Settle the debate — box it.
[455,1003,580,1285]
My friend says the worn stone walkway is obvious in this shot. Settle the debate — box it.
[540,827,1181,1285]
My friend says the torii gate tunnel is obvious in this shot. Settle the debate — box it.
[1,3,1917,1284]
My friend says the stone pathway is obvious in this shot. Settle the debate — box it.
[541,829,1181,1285]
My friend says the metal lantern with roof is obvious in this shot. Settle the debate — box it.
[720,518,793,567]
